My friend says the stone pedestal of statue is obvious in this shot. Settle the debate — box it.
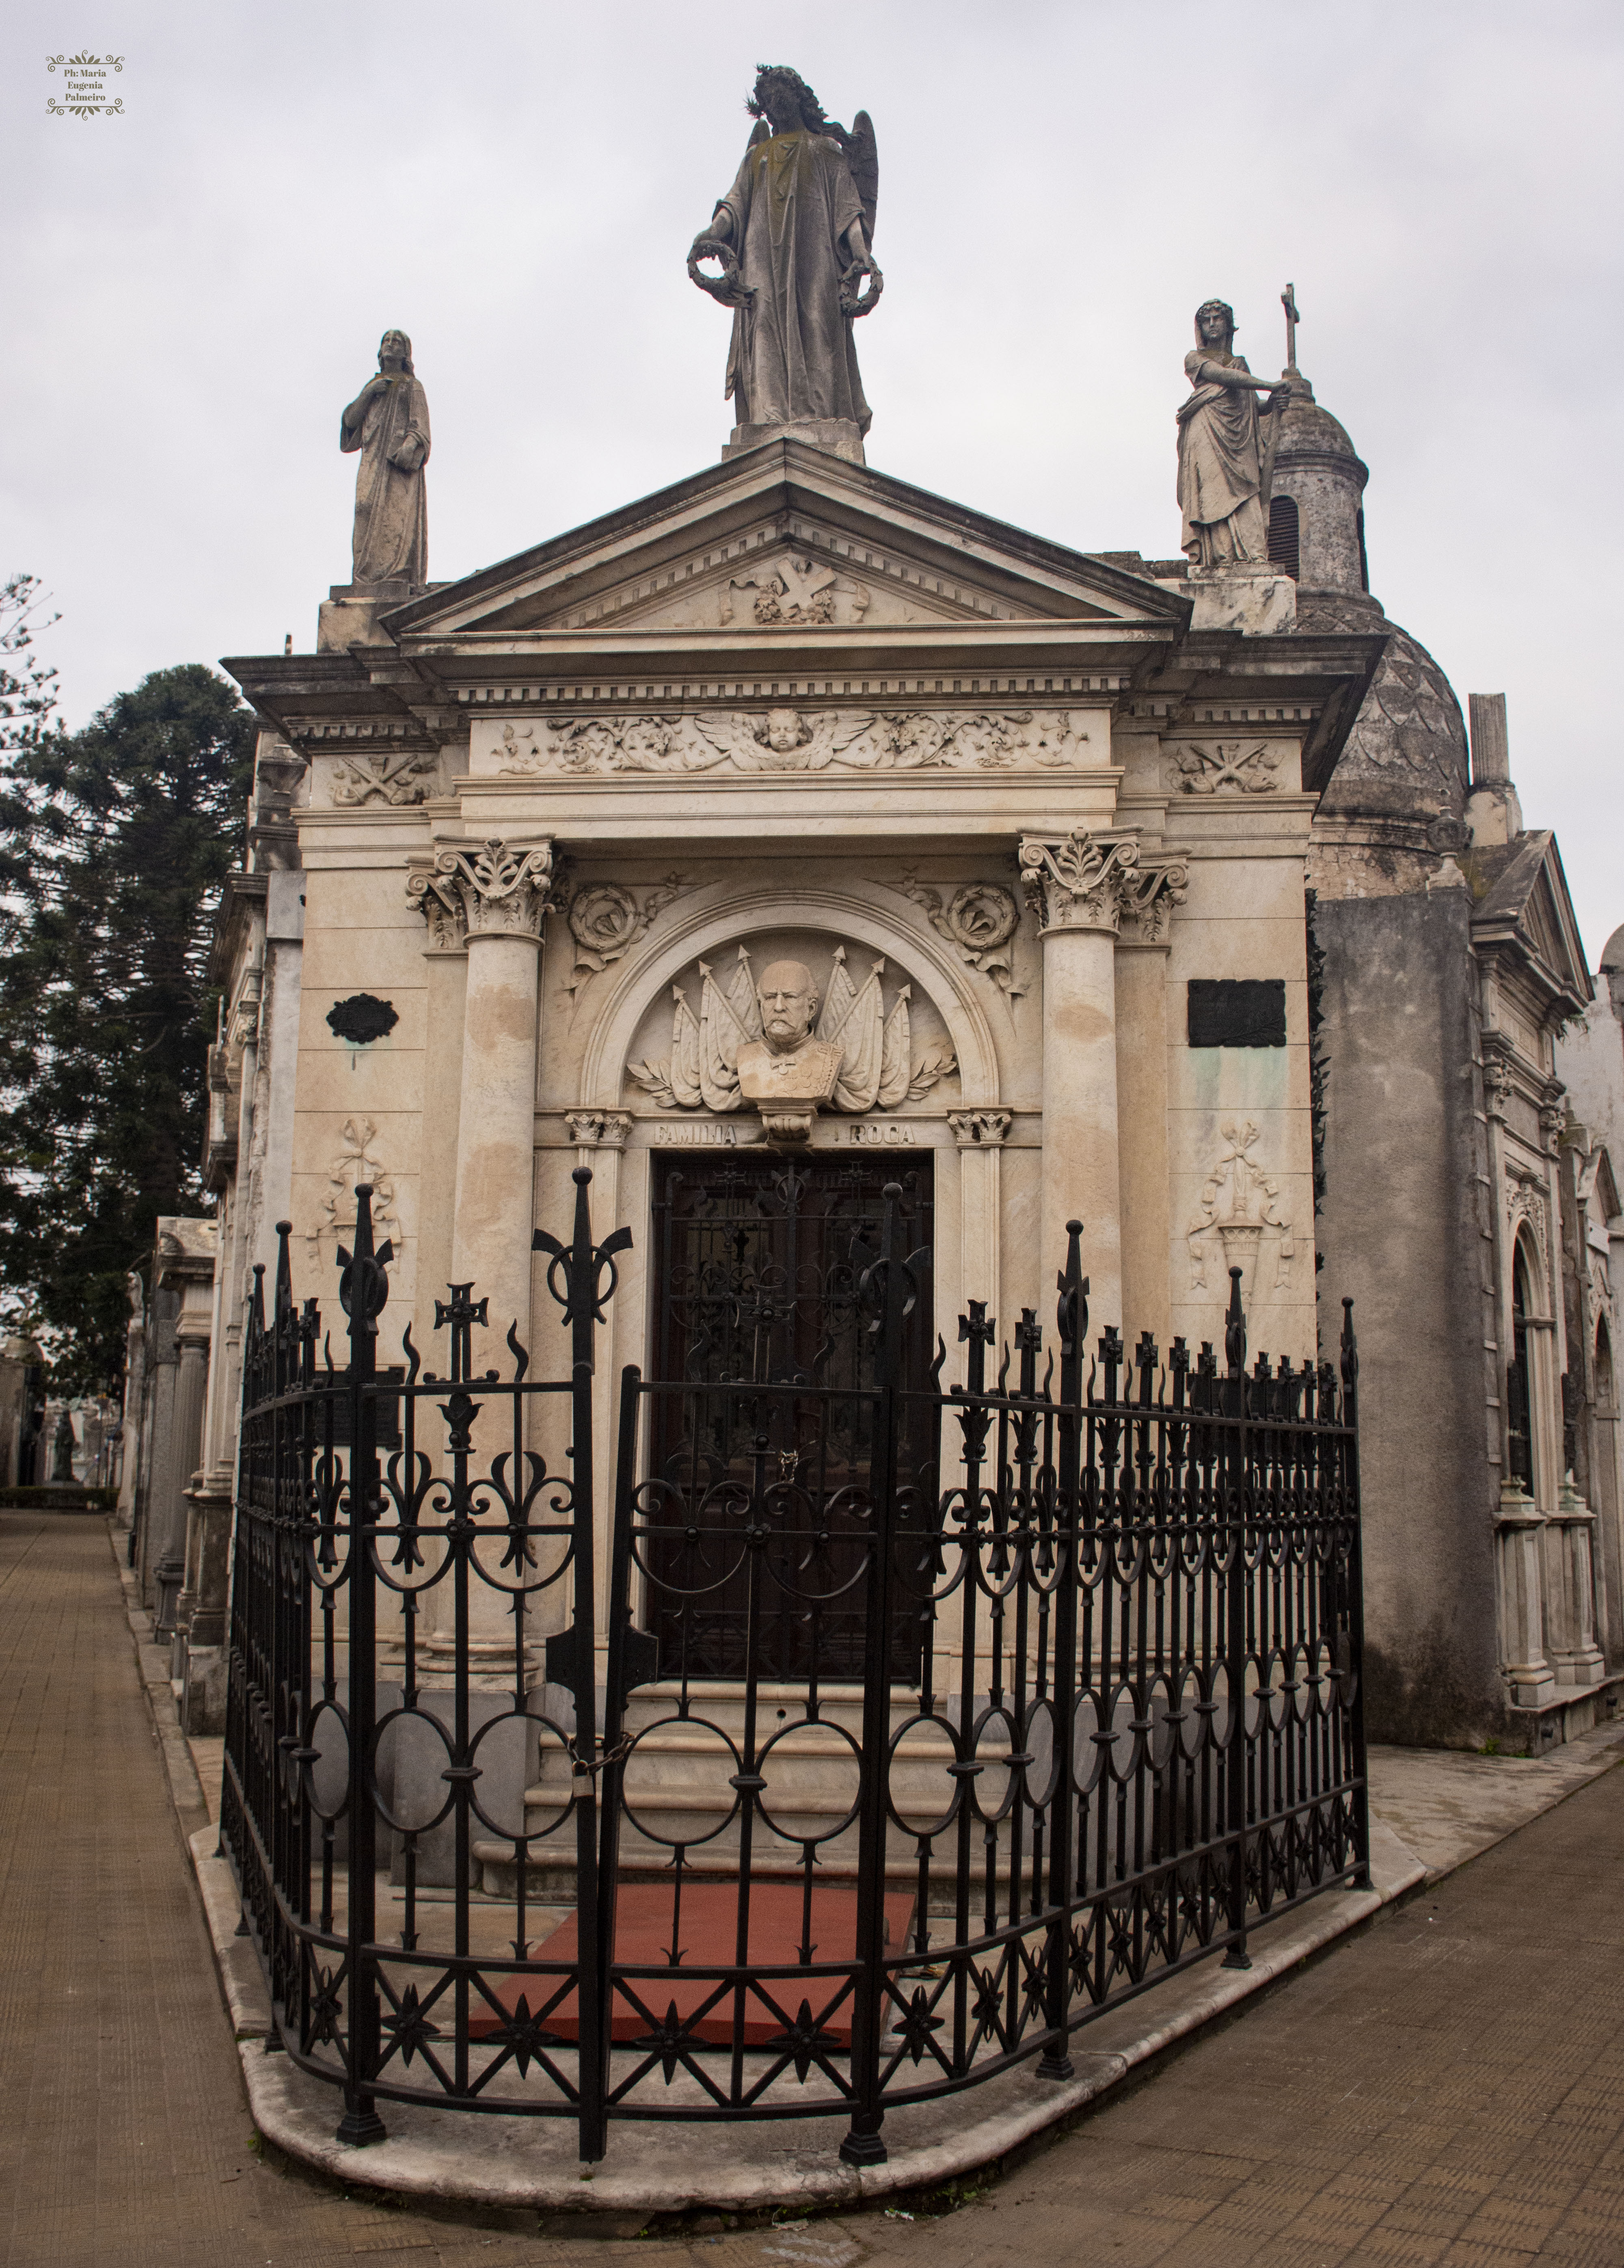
[1186,562,1296,635]
[723,419,866,466]
[317,580,422,653]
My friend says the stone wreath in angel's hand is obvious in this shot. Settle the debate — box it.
[839,255,884,318]
[687,236,752,305]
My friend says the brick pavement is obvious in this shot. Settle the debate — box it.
[6,1507,1624,2266]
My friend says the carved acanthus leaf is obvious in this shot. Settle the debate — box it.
[408,837,557,944]
[1019,830,1187,940]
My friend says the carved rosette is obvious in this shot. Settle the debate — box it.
[1019,831,1189,942]
[407,837,557,948]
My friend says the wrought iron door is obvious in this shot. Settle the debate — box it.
[646,1153,934,1679]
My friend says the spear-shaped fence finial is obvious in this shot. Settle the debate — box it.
[337,1185,394,1338]
[1224,1266,1247,1380]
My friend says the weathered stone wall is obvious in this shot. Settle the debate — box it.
[1311,890,1505,1743]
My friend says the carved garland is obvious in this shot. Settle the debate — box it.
[561,876,689,1004]
[882,877,1023,994]
[310,1117,402,1267]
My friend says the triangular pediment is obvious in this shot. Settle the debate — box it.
[1472,830,1594,1012]
[382,439,1187,647]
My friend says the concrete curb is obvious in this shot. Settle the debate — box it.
[212,1853,1422,2216]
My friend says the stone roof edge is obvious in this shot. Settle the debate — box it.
[370,443,1194,635]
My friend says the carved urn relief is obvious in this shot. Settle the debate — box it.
[626,934,957,1148]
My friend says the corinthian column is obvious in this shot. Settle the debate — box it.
[1019,832,1187,1339]
[410,838,557,1374]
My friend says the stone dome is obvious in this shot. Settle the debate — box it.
[1279,370,1468,825]
[1601,924,1624,975]
[1268,376,1369,596]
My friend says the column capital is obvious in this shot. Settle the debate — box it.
[408,836,558,948]
[566,1110,633,1151]
[1018,829,1188,942]
[948,1109,1012,1149]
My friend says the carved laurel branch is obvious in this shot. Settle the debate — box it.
[1018,831,1190,941]
[406,837,557,948]
[496,708,1093,778]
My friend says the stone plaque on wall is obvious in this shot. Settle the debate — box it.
[1187,979,1287,1049]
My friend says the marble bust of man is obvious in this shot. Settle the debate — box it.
[736,961,843,1105]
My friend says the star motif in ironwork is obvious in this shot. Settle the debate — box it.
[767,1998,840,2084]
[383,1983,442,2068]
[309,1963,343,2048]
[1105,1900,1137,1979]
[491,1991,562,2079]
[891,1984,944,2066]
[972,1962,1006,2041]
[634,1999,698,2084]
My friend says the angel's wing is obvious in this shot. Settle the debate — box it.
[800,713,879,769]
[847,110,878,245]
[688,713,760,771]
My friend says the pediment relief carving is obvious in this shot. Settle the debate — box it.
[495,706,1097,778]
[530,525,1065,635]
[625,938,957,1136]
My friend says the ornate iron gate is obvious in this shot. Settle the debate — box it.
[223,1175,1367,2167]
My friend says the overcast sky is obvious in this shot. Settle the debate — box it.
[6,1,1621,961]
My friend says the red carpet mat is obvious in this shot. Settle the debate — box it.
[466,1880,918,2047]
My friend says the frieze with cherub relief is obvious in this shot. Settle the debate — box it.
[496,707,1096,778]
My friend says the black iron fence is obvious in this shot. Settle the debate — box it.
[223,1175,1366,2167]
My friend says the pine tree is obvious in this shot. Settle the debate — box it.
[0,637,253,1389]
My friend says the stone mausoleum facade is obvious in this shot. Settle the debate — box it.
[135,319,1623,1758]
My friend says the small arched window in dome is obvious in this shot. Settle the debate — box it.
[1356,508,1369,593]
[1267,494,1300,579]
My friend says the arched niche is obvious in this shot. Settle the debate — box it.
[577,883,1003,1112]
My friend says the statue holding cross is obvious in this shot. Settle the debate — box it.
[1175,299,1293,569]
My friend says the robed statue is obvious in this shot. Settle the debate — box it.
[340,330,430,587]
[1176,301,1289,568]
[688,65,881,458]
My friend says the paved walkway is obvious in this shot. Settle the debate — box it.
[6,1507,1624,2266]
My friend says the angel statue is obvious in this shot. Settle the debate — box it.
[687,65,881,461]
